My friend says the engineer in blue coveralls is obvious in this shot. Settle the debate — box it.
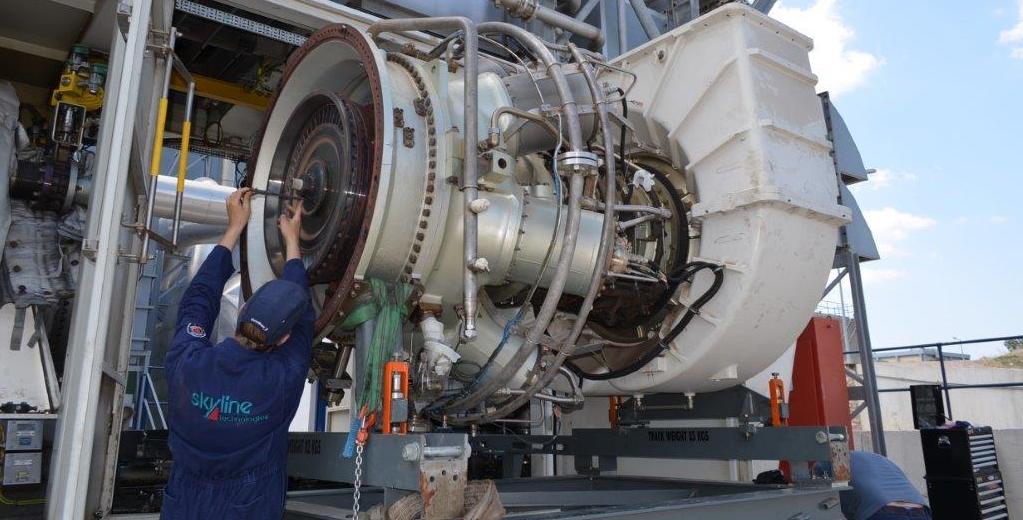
[161,187,313,520]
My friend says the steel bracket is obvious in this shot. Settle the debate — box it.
[116,0,133,38]
[81,239,100,260]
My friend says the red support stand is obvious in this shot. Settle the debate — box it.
[788,316,854,448]
[781,317,854,481]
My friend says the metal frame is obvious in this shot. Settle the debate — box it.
[46,0,155,517]
[473,426,847,479]
[821,89,886,456]
[174,0,308,46]
[287,432,470,491]
[846,334,1023,422]
[285,424,848,519]
[289,424,848,485]
[129,351,168,430]
[286,477,845,519]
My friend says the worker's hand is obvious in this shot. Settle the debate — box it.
[279,200,303,261]
[219,188,252,250]
[226,188,253,232]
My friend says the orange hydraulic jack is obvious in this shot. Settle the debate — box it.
[608,396,623,428]
[769,372,788,427]
[381,359,410,434]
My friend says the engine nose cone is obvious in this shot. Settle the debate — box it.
[262,92,372,285]
[241,23,386,339]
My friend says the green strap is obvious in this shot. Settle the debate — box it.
[347,279,413,414]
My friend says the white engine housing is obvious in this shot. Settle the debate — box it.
[582,5,849,394]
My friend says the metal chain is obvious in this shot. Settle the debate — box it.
[352,442,364,520]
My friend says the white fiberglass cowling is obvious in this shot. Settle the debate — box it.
[583,4,849,395]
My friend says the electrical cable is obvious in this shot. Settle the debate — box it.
[566,261,724,380]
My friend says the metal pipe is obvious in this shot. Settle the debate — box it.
[534,4,605,46]
[369,17,480,339]
[846,248,886,455]
[140,29,177,262]
[576,0,602,21]
[462,42,616,423]
[612,204,671,217]
[629,0,662,39]
[496,388,581,404]
[937,344,953,419]
[822,268,847,298]
[171,80,196,246]
[557,0,603,44]
[617,0,629,54]
[422,445,464,458]
[477,23,585,153]
[32,305,61,411]
[444,23,588,417]
[876,383,1023,393]
[617,213,658,231]
[172,223,230,249]
[588,200,672,217]
[153,176,233,226]
[494,0,604,46]
[488,106,560,149]
[850,334,1023,354]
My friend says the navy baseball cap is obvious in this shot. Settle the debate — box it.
[237,279,307,345]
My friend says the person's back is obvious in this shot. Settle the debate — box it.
[841,451,931,520]
[161,190,312,520]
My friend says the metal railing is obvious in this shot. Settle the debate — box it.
[845,334,1023,420]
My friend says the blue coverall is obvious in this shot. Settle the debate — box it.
[162,245,313,520]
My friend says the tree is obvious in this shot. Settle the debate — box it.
[1005,338,1023,352]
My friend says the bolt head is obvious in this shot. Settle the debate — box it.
[469,198,491,214]
[402,443,421,462]
[470,257,490,272]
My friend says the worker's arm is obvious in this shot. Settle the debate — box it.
[275,202,315,375]
[168,189,252,365]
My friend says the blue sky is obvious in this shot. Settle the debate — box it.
[771,0,1023,356]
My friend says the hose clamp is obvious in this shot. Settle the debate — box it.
[557,150,599,174]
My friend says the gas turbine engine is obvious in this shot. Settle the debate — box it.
[240,4,850,424]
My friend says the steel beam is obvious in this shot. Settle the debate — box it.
[287,432,469,490]
[846,248,886,455]
[473,425,845,463]
[46,0,154,517]
[285,478,845,520]
[0,35,67,61]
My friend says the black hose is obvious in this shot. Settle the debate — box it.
[616,88,633,206]
[567,261,724,381]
